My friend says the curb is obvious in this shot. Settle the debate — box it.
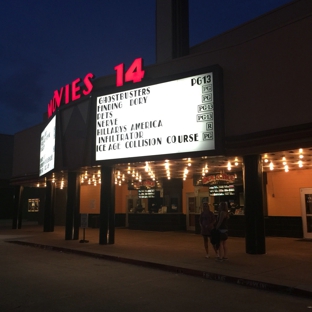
[6,240,312,299]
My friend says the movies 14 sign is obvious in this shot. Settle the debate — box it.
[39,116,56,176]
[96,72,215,161]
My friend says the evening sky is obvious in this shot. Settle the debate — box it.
[0,0,292,135]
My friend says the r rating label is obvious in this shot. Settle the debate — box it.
[206,122,213,130]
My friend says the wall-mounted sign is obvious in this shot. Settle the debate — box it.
[47,58,142,118]
[138,189,155,198]
[209,185,235,196]
[114,57,145,87]
[96,70,216,161]
[47,73,94,118]
[128,179,156,190]
[28,199,40,212]
[39,115,56,176]
[202,173,236,185]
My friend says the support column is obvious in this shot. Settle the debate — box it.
[65,172,80,240]
[156,0,189,62]
[99,166,115,245]
[12,186,23,229]
[243,155,266,254]
[44,181,55,232]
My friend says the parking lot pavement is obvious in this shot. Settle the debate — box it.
[1,224,312,298]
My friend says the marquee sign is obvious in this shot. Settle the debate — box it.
[96,69,217,161]
[46,58,143,118]
[202,173,236,184]
[114,58,145,87]
[39,115,56,176]
[47,73,94,118]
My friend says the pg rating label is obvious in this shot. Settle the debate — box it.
[196,112,213,122]
[203,132,213,140]
[198,103,214,113]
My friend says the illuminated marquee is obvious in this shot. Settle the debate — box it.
[114,57,145,87]
[39,115,56,176]
[46,58,144,119]
[202,173,236,185]
[47,73,94,118]
[96,69,217,161]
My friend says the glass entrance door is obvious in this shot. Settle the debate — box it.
[186,193,196,231]
[126,195,138,227]
[186,192,209,231]
[300,188,312,239]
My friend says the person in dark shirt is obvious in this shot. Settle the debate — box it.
[199,203,217,258]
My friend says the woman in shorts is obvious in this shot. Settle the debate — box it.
[215,202,229,261]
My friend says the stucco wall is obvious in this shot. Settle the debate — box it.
[266,169,312,216]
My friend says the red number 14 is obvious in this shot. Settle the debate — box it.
[114,58,145,87]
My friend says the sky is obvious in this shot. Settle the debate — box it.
[0,0,293,135]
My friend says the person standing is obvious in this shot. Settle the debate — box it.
[199,203,216,258]
[215,201,229,261]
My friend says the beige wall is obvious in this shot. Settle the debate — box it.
[80,183,128,214]
[115,184,128,213]
[80,184,100,213]
[266,169,312,216]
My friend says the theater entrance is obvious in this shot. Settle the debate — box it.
[186,191,209,231]
[300,188,312,239]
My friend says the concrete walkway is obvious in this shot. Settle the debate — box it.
[1,224,312,298]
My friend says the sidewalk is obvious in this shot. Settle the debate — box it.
[1,224,312,298]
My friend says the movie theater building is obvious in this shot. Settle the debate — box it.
[10,0,312,254]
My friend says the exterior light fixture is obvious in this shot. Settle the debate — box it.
[227,161,231,171]
[235,157,238,166]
